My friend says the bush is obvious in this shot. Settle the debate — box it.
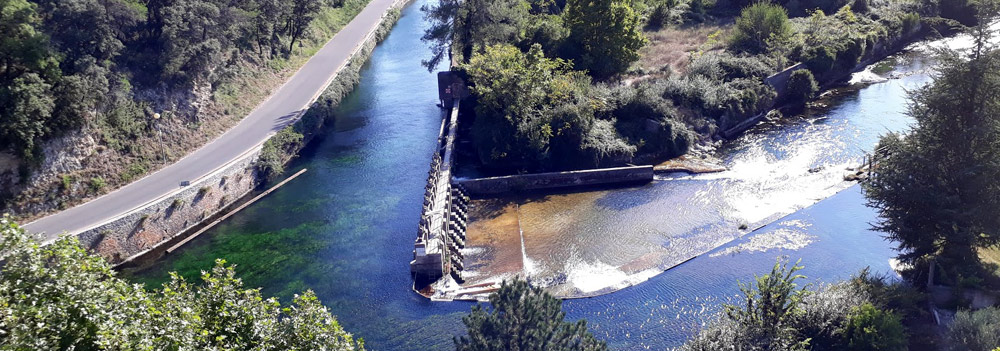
[729,2,792,55]
[948,307,1000,351]
[89,177,106,193]
[786,69,819,103]
[0,217,365,350]
[687,52,776,81]
[901,12,920,34]
[837,37,866,69]
[256,126,304,181]
[803,46,836,75]
[841,303,908,351]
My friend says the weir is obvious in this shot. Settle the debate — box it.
[410,74,469,290]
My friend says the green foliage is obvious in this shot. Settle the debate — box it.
[421,0,528,67]
[862,23,1000,284]
[725,259,809,346]
[88,176,106,192]
[785,69,818,103]
[0,216,364,350]
[729,2,792,55]
[464,44,590,169]
[948,307,1000,351]
[647,0,680,29]
[683,263,916,351]
[841,304,907,351]
[455,280,607,351]
[257,126,305,181]
[563,0,647,79]
[803,46,836,75]
[602,83,691,158]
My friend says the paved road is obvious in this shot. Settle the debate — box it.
[24,0,402,241]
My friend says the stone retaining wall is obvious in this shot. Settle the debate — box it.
[72,0,411,266]
[455,165,654,196]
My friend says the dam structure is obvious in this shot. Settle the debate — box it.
[410,73,471,297]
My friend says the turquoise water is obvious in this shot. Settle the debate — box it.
[125,1,934,350]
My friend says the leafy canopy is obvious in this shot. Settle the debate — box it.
[464,44,590,169]
[563,0,647,79]
[729,2,792,55]
[455,280,607,351]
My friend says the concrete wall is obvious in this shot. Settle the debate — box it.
[455,165,654,196]
[72,0,411,266]
[721,23,926,139]
[79,150,260,264]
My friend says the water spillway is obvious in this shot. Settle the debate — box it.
[125,1,953,349]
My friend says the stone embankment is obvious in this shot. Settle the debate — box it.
[70,0,410,266]
[721,22,927,138]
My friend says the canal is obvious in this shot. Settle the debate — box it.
[124,1,945,349]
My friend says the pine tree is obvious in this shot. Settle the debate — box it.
[862,3,1000,284]
[455,280,607,351]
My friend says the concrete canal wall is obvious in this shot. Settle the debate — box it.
[455,166,655,197]
[74,0,411,266]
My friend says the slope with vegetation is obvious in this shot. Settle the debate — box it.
[0,0,370,221]
[423,0,970,175]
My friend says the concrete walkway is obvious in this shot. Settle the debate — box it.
[24,0,402,241]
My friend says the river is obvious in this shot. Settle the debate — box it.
[123,1,945,349]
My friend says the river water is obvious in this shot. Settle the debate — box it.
[125,2,946,350]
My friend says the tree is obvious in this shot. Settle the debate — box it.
[455,280,607,351]
[785,69,818,104]
[288,0,323,54]
[463,44,590,170]
[728,2,792,55]
[421,0,527,69]
[563,0,646,79]
[0,215,365,350]
[862,11,1000,284]
[0,0,60,160]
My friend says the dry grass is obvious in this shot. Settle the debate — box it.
[980,247,1000,277]
[636,19,733,76]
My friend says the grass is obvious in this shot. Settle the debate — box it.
[979,247,1000,278]
[636,19,733,75]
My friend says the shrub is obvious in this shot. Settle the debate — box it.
[948,307,1000,351]
[803,46,836,75]
[256,126,304,181]
[647,0,679,29]
[786,69,819,103]
[837,38,866,69]
[0,217,365,350]
[841,303,907,351]
[687,52,776,81]
[729,2,792,55]
[901,12,920,34]
[61,174,73,191]
[89,177,106,193]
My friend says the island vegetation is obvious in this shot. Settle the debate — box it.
[423,0,973,174]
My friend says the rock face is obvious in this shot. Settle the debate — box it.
[32,129,99,185]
